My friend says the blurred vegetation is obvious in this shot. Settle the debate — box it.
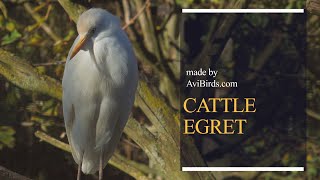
[0,0,319,180]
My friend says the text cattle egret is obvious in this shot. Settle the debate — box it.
[62,8,138,180]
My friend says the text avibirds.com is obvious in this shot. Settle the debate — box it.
[183,98,256,135]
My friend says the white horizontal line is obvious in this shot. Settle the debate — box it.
[182,9,304,13]
[182,167,305,171]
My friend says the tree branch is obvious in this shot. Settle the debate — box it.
[122,0,150,30]
[0,166,31,180]
[34,131,154,180]
[24,3,62,43]
[32,60,66,66]
[193,0,251,69]
[133,0,161,60]
[307,0,320,15]
[57,0,87,22]
[246,31,282,81]
[307,108,320,120]
[0,49,62,99]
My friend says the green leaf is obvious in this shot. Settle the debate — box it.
[5,21,15,32]
[1,29,21,45]
[0,126,15,149]
[63,29,75,41]
[176,0,193,8]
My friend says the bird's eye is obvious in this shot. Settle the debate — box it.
[91,28,96,34]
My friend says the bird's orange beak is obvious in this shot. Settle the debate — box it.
[70,34,89,60]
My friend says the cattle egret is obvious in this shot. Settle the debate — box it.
[62,8,138,180]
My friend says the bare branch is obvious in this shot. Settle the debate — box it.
[246,31,282,81]
[193,0,251,69]
[32,60,66,66]
[122,0,150,30]
[57,0,87,22]
[307,108,320,120]
[307,0,320,15]
[34,131,154,180]
[0,166,31,180]
[0,49,62,99]
[24,3,62,43]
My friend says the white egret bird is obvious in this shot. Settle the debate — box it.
[62,8,138,180]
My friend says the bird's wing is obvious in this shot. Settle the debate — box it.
[94,97,120,149]
[93,34,138,149]
[63,59,103,165]
[62,35,80,163]
[62,90,80,163]
[62,35,101,164]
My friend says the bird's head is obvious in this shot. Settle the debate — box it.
[70,8,120,60]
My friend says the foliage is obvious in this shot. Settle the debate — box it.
[0,126,15,149]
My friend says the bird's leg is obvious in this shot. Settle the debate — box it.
[77,160,82,180]
[99,149,103,180]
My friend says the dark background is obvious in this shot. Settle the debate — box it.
[181,13,306,167]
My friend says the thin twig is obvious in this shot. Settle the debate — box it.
[32,2,48,13]
[122,0,150,30]
[24,2,62,42]
[122,0,131,24]
[123,138,141,149]
[32,60,66,66]
[307,108,320,120]
[122,0,136,40]
[44,4,52,20]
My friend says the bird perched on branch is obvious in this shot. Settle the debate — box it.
[62,8,138,180]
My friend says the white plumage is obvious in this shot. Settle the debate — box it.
[62,8,138,176]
